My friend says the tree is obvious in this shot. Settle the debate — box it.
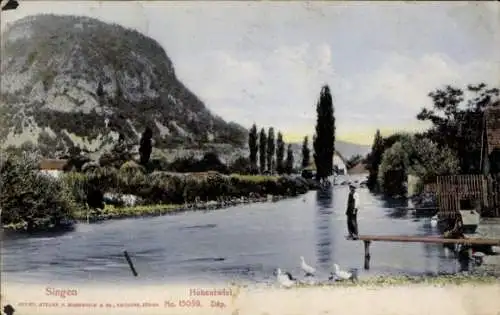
[63,145,91,172]
[378,135,460,196]
[248,123,258,173]
[366,129,385,190]
[139,127,153,165]
[301,136,310,168]
[100,135,133,168]
[313,85,335,181]
[276,132,285,174]
[0,152,77,232]
[195,152,228,174]
[259,128,267,174]
[229,156,251,174]
[1,0,19,11]
[346,154,363,170]
[417,83,499,174]
[267,127,275,174]
[286,144,294,174]
[97,81,104,97]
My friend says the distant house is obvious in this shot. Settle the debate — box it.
[333,151,347,175]
[347,162,368,175]
[39,159,68,178]
[308,150,347,175]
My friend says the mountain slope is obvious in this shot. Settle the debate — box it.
[0,14,247,155]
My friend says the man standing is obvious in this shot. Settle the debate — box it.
[346,184,360,239]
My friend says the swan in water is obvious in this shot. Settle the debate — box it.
[275,268,295,288]
[430,215,438,227]
[333,263,353,280]
[300,256,316,276]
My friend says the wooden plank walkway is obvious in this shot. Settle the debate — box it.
[351,235,500,270]
[356,235,500,246]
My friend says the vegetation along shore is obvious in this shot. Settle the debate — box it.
[0,148,321,232]
[1,78,339,233]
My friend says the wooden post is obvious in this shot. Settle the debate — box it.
[124,250,138,277]
[363,240,371,270]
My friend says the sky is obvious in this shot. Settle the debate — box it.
[1,1,499,145]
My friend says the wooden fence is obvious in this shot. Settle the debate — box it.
[487,174,500,217]
[436,175,488,216]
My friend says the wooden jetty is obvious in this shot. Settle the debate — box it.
[353,235,500,270]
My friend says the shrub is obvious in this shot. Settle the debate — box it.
[229,156,251,174]
[117,160,147,194]
[378,135,460,196]
[0,152,79,231]
[167,152,229,174]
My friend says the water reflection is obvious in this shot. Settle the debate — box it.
[315,187,334,269]
[382,195,410,219]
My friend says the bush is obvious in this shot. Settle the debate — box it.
[378,135,460,196]
[0,152,79,231]
[229,156,251,174]
[117,161,147,194]
[167,152,229,174]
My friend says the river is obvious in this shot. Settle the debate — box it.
[1,175,466,286]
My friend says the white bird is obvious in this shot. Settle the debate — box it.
[300,256,316,276]
[328,272,336,281]
[430,215,438,227]
[275,268,295,288]
[472,251,486,266]
[333,263,353,280]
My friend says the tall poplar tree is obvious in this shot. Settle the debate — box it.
[267,127,275,173]
[367,129,384,190]
[139,127,153,165]
[313,85,335,181]
[286,144,294,174]
[301,136,310,168]
[276,132,285,174]
[259,128,267,174]
[248,123,258,173]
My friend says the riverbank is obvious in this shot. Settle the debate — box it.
[2,276,499,315]
[73,193,292,222]
[1,167,321,231]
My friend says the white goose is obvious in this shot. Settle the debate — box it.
[333,263,353,280]
[472,251,486,266]
[275,268,295,288]
[300,256,316,276]
[430,215,438,227]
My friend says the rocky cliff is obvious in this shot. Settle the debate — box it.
[0,14,247,156]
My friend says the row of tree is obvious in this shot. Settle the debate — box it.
[366,83,499,196]
[67,84,337,181]
[247,85,336,181]
[248,125,295,175]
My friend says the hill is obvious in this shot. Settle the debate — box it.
[0,14,247,156]
[287,140,371,168]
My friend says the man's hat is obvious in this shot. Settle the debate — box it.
[349,184,356,189]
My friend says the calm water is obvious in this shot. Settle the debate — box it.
[1,176,465,286]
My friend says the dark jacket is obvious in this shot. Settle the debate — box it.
[444,213,464,238]
[346,191,357,216]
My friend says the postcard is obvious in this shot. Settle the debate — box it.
[1,1,499,314]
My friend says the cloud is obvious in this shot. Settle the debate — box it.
[175,45,498,142]
[2,1,497,145]
[348,52,499,120]
[175,43,344,131]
